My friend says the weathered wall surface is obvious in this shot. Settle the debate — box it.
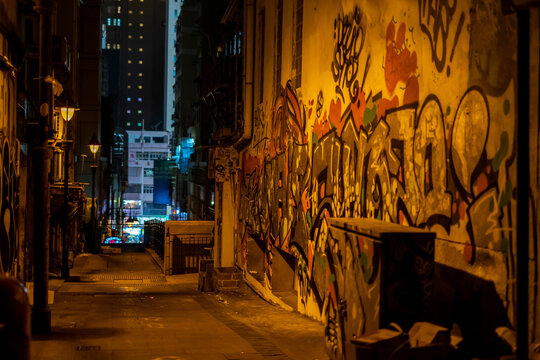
[237,0,538,356]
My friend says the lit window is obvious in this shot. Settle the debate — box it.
[128,72,132,76]
[117,44,120,49]
[138,98,142,102]
[140,11,144,14]
[138,60,143,64]
[128,60,132,64]
[138,85,142,89]
[128,48,132,51]
[117,6,121,13]
[139,48,143,52]
[127,97,131,101]
[138,122,142,126]
[128,22,132,26]
[173,70,176,77]
[138,110,142,114]
[107,18,111,26]
[127,85,131,89]
[113,19,117,26]
[129,10,132,14]
[139,23,144,27]
[138,73,142,77]
[117,19,121,26]
[127,110,131,114]
[107,43,111,49]
[127,122,131,126]
[139,35,143,39]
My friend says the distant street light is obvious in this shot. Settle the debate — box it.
[59,104,78,278]
[88,134,101,252]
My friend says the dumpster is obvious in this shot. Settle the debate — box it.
[327,218,436,360]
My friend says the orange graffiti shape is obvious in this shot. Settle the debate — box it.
[313,114,330,139]
[301,188,311,213]
[329,98,343,135]
[385,22,419,104]
[351,90,367,132]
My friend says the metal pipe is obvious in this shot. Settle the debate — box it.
[516,8,530,360]
[61,141,71,278]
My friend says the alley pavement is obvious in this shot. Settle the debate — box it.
[31,247,328,360]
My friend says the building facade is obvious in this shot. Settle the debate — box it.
[125,130,170,220]
[211,0,540,358]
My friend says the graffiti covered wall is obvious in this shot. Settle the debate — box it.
[0,24,21,277]
[237,0,538,356]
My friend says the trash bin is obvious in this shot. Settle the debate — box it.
[0,277,31,360]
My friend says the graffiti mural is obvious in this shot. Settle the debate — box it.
[0,58,20,276]
[237,0,532,358]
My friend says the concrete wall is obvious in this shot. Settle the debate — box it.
[237,0,539,357]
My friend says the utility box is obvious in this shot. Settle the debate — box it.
[328,218,435,359]
[164,221,214,275]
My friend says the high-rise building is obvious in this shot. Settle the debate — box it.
[164,0,183,134]
[101,0,166,132]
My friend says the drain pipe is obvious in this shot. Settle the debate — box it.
[516,8,530,360]
[234,0,256,150]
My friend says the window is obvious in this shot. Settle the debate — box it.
[107,43,111,49]
[138,73,142,77]
[144,169,153,177]
[128,167,139,177]
[107,18,111,26]
[127,110,131,114]
[144,186,153,194]
[138,48,143,52]
[138,110,142,114]
[128,60,132,64]
[127,122,131,126]
[117,19,121,26]
[128,35,132,39]
[129,10,132,14]
[113,18,117,26]
[127,85,131,89]
[117,6,121,13]
[139,35,143,39]
[117,44,120,49]
[138,85,142,89]
[138,60,143,64]
[127,97,131,101]
[174,9,178,16]
[138,97,142,102]
[139,23,144,27]
[128,47,132,51]
[140,11,144,14]
[138,122,142,127]
[128,72,132,76]
[128,22,132,26]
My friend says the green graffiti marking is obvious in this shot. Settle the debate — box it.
[363,106,377,127]
[492,131,509,172]
[503,99,510,115]
[500,236,509,255]
[499,179,513,208]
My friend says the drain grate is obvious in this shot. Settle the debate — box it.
[76,345,101,351]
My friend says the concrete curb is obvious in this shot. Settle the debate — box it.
[243,271,294,312]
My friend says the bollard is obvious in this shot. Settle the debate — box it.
[0,277,31,360]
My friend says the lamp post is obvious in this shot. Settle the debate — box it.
[59,104,77,278]
[88,134,101,253]
[32,0,55,335]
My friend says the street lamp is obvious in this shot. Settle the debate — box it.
[59,104,78,278]
[88,134,101,253]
